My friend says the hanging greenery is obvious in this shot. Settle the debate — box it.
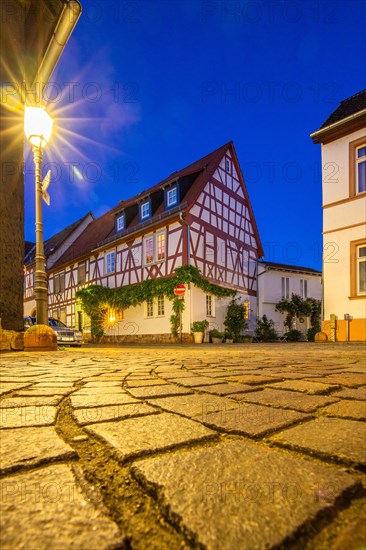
[275,293,321,331]
[76,265,236,338]
[170,297,185,338]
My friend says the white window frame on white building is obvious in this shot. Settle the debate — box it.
[145,298,154,318]
[105,250,116,274]
[78,261,87,285]
[281,276,290,299]
[157,295,165,316]
[166,186,178,208]
[357,244,366,295]
[206,294,215,316]
[156,231,166,262]
[300,279,308,299]
[54,271,65,294]
[225,158,231,173]
[144,235,154,265]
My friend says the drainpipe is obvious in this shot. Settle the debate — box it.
[256,260,269,321]
[179,212,191,337]
[31,0,82,96]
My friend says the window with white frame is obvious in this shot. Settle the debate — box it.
[157,295,165,316]
[206,294,214,316]
[140,200,151,220]
[357,245,366,294]
[105,250,116,274]
[281,277,290,299]
[146,298,154,317]
[116,213,125,232]
[54,272,65,294]
[300,279,308,299]
[144,236,154,264]
[157,232,165,261]
[78,262,86,284]
[356,144,366,194]
[166,186,178,208]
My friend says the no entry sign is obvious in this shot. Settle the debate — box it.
[173,284,186,297]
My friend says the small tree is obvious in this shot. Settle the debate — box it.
[255,315,278,341]
[276,294,320,333]
[224,299,248,342]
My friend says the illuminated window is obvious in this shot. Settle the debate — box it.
[116,213,125,231]
[166,186,178,208]
[157,232,165,261]
[281,277,290,299]
[105,251,115,274]
[157,295,165,316]
[144,236,153,264]
[146,298,154,317]
[356,145,366,194]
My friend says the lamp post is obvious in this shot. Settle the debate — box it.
[24,105,53,325]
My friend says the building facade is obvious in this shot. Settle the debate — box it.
[311,89,366,341]
[257,261,322,336]
[43,142,264,342]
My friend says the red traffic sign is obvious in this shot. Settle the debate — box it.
[174,284,186,296]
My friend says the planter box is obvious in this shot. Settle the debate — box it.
[211,337,223,344]
[193,332,204,344]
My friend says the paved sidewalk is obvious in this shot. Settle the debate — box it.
[0,343,365,550]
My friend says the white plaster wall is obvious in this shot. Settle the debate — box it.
[323,225,366,319]
[324,197,366,232]
[321,128,365,205]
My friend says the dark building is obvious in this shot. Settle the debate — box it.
[0,0,81,332]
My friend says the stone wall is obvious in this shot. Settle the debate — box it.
[100,333,194,345]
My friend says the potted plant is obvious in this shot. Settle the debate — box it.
[224,331,234,344]
[191,320,209,344]
[209,328,224,344]
[224,299,248,342]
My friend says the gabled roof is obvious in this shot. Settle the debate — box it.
[51,142,264,271]
[320,89,366,128]
[310,89,366,144]
[24,212,93,266]
[259,260,321,275]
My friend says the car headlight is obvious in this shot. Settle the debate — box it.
[75,331,82,337]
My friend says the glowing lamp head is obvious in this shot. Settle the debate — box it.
[24,105,53,148]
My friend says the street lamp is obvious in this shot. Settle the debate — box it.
[24,105,53,325]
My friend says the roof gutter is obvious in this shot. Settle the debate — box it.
[310,109,366,143]
[31,0,82,94]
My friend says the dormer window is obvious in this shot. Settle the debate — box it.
[116,213,125,232]
[140,199,151,221]
[165,185,179,209]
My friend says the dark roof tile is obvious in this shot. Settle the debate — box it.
[319,89,366,129]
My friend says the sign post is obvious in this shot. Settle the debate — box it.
[173,284,186,343]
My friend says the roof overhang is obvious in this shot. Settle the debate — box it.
[310,109,366,144]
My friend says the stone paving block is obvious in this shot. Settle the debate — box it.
[70,392,139,409]
[0,406,57,429]
[73,402,159,426]
[147,394,239,418]
[271,417,366,467]
[196,383,255,395]
[240,388,339,412]
[0,396,63,407]
[306,374,366,387]
[0,464,123,549]
[333,387,366,400]
[75,387,130,395]
[320,399,366,420]
[0,383,32,396]
[125,379,169,387]
[267,380,340,394]
[0,427,76,474]
[14,388,74,397]
[195,403,309,437]
[132,439,359,550]
[127,384,193,399]
[169,376,222,387]
[224,374,283,385]
[85,412,216,461]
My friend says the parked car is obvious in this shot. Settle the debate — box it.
[24,317,83,346]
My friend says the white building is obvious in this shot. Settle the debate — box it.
[311,89,366,341]
[257,261,322,336]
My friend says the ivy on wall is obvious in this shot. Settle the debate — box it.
[76,265,236,338]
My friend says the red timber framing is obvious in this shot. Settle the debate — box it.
[44,142,263,328]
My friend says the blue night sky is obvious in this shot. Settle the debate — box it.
[24,0,366,270]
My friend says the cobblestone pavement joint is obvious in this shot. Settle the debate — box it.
[0,343,365,550]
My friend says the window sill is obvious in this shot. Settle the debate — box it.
[348,295,366,300]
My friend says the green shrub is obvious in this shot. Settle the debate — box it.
[286,329,303,342]
[191,320,209,333]
[255,315,278,341]
[307,326,321,342]
[209,329,224,339]
[224,300,248,341]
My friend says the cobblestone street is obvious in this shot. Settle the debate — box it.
[0,343,365,550]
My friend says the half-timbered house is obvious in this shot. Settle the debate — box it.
[45,142,264,342]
